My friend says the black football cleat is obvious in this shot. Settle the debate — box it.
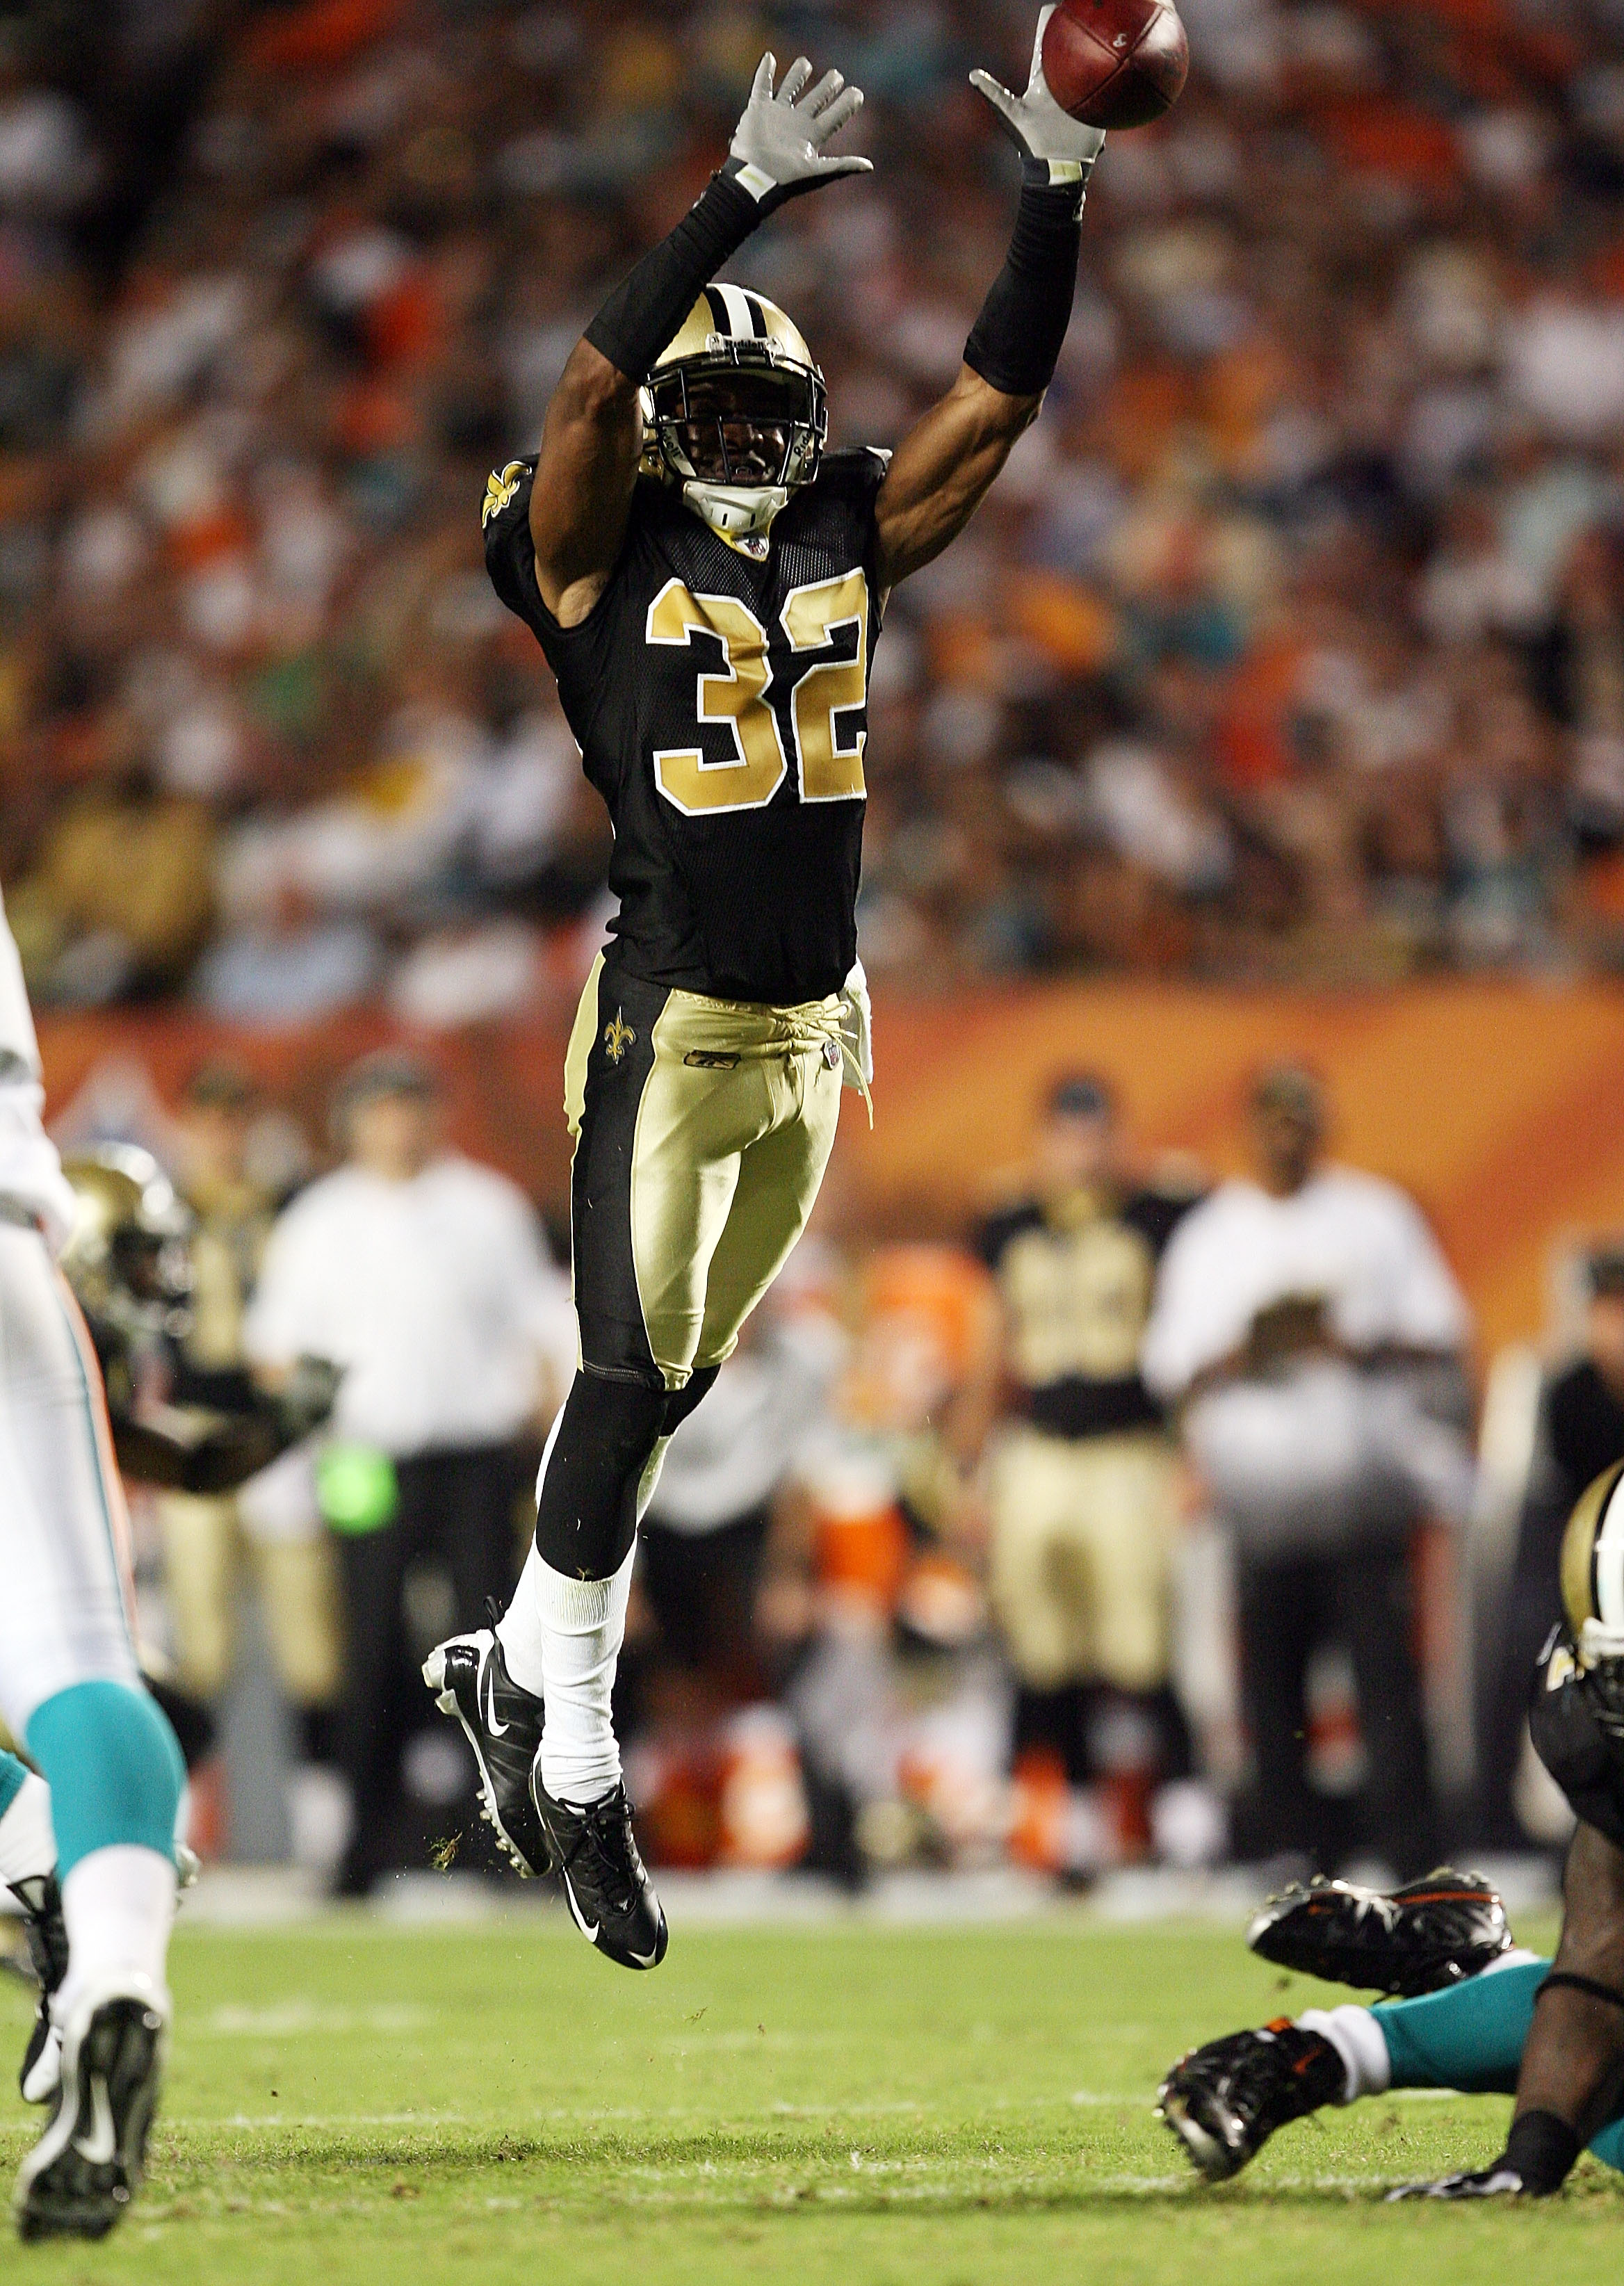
[423,1624,551,1878]
[530,1778,667,1971]
[14,1977,168,2241]
[10,1848,196,2107]
[1247,1868,1513,1997]
[8,1874,68,2104]
[1158,2020,1346,2182]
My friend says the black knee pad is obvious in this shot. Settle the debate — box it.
[662,1364,719,1438]
[533,1366,667,1581]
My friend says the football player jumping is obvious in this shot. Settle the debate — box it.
[1158,1458,1624,2198]
[425,20,1103,1967]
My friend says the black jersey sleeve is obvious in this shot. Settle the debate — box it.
[482,456,542,622]
[481,455,626,758]
[1529,1626,1624,1849]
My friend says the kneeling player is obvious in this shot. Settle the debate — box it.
[1158,1458,1624,2197]
[425,20,1110,1968]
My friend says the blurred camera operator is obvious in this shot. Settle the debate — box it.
[1143,1064,1472,1877]
[633,1296,839,1713]
[242,1049,569,1894]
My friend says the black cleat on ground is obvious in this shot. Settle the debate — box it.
[7,1874,67,2104]
[1247,1868,1513,1998]
[1158,2020,1347,2182]
[423,1625,551,1878]
[13,1981,167,2242]
[530,1777,668,1971]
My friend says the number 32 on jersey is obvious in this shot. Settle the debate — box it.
[646,572,868,816]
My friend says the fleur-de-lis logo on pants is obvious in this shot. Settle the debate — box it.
[603,1009,636,1064]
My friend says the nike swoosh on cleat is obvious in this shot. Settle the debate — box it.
[482,1656,511,1737]
[628,1947,659,1969]
[562,1875,599,1943]
[72,2076,117,2167]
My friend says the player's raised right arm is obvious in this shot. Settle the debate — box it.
[528,54,870,626]
[526,343,642,628]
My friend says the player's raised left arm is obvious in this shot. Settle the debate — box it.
[875,9,1103,592]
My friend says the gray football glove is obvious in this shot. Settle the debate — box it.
[971,6,1106,185]
[277,1353,342,1441]
[726,52,872,212]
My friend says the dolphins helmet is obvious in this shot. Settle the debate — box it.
[1561,1457,1624,1735]
[640,285,826,556]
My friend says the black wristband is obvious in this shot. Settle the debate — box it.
[585,170,761,384]
[1536,1969,1624,2012]
[964,159,1085,400]
[1502,2109,1581,2196]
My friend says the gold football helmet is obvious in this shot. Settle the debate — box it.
[1561,1457,1624,1734]
[640,286,826,553]
[58,1144,194,1341]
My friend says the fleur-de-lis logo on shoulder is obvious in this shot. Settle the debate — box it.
[603,1009,636,1064]
[482,460,527,528]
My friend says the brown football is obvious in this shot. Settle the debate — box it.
[1040,0,1189,129]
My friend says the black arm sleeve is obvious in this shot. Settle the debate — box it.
[585,170,762,384]
[964,161,1084,399]
[1502,2109,1581,2195]
[111,1405,294,1497]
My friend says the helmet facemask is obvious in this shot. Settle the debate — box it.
[642,332,826,553]
[1579,1620,1624,1742]
[1564,1459,1624,1742]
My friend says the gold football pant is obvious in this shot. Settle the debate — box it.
[564,954,846,1388]
[989,1427,1176,1693]
[157,1493,341,1710]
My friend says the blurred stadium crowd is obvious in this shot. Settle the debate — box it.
[9,0,1624,1010]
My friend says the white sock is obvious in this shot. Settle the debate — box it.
[536,1545,635,1806]
[58,1845,174,2018]
[496,1537,550,1697]
[0,1772,56,1887]
[494,1402,570,1696]
[1299,2004,1390,2103]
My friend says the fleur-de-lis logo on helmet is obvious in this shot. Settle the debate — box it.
[482,461,527,528]
[603,1010,636,1064]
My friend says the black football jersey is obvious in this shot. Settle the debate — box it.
[484,450,886,1006]
[976,1187,1191,1439]
[1529,1624,1624,1848]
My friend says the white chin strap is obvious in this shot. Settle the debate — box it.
[1580,1617,1624,1668]
[681,480,789,544]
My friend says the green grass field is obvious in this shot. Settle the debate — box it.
[0,1902,1614,2285]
